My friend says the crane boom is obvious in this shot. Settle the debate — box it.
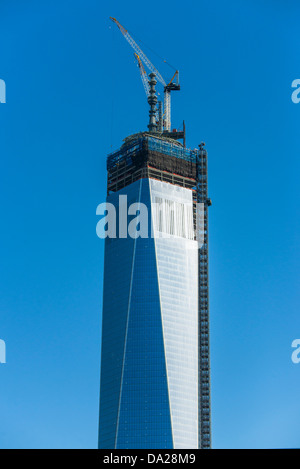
[134,53,150,97]
[110,17,180,132]
[110,17,166,87]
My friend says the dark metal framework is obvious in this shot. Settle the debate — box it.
[197,144,211,449]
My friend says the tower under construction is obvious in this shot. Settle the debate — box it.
[99,19,212,449]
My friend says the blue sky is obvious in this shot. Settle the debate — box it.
[0,0,299,449]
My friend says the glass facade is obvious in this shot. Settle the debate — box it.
[99,178,198,449]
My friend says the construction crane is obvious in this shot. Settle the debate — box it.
[134,53,163,131]
[110,17,180,132]
[134,53,150,97]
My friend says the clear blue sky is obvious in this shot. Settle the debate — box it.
[0,0,299,449]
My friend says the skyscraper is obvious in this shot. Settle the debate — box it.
[98,90,211,448]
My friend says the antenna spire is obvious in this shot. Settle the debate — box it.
[147,73,158,132]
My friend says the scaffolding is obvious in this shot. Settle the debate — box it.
[197,144,211,449]
[107,134,197,170]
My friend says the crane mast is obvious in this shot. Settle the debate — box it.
[110,17,180,133]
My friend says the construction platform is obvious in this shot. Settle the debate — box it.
[107,132,198,194]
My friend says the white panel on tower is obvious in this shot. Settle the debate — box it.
[150,179,199,449]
